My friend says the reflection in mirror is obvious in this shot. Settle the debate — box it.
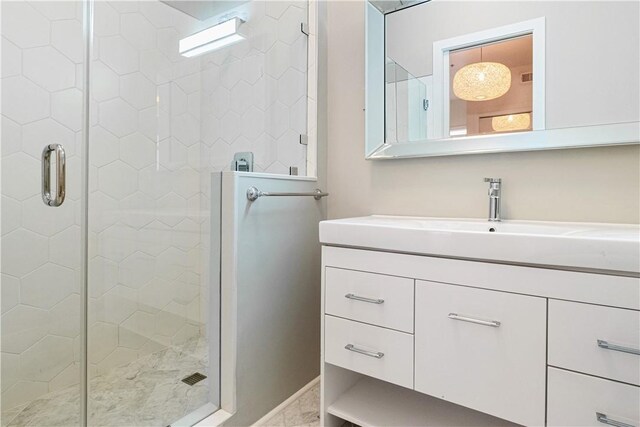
[449,35,533,137]
[386,59,428,143]
[385,5,545,141]
[366,1,639,159]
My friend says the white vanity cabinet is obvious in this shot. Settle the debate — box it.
[415,281,546,426]
[548,300,640,386]
[324,315,414,388]
[325,267,414,333]
[547,368,639,427]
[546,301,640,427]
[320,245,640,427]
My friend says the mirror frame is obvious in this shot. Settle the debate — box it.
[365,1,640,160]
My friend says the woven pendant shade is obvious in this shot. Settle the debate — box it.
[491,113,531,132]
[453,62,511,101]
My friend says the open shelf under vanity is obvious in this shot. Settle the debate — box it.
[326,374,517,427]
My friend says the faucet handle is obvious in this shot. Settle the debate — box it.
[484,177,502,183]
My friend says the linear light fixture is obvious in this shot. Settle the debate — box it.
[179,17,245,58]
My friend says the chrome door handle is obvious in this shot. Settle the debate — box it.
[42,144,66,207]
[345,293,384,304]
[597,412,636,427]
[344,344,384,359]
[597,340,640,356]
[448,313,501,327]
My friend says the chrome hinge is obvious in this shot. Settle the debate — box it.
[423,99,429,111]
[301,22,309,36]
[299,134,308,146]
[289,166,299,176]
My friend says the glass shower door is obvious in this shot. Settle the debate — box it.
[2,0,311,424]
[86,2,214,425]
[1,1,85,425]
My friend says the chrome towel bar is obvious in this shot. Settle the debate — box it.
[246,186,329,202]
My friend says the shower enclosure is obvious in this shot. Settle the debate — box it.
[1,0,310,425]
[385,58,428,143]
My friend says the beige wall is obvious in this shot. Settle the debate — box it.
[326,0,640,224]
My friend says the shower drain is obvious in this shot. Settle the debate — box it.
[181,372,207,386]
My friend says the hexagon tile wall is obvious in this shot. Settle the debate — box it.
[1,0,309,413]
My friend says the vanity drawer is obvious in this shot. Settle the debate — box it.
[549,300,640,386]
[324,315,413,389]
[415,281,546,426]
[325,267,414,333]
[548,367,640,427]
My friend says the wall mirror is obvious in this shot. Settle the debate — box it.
[366,0,640,159]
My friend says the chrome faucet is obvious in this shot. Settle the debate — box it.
[484,178,502,222]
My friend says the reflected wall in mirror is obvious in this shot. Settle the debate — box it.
[365,0,640,159]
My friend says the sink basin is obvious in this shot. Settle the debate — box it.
[319,216,640,274]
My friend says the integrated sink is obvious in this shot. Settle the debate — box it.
[319,216,640,274]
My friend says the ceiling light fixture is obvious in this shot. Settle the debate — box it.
[491,113,531,132]
[453,46,511,101]
[179,17,245,58]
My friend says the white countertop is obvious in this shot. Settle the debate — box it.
[320,216,640,274]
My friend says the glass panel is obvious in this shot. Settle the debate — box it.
[403,68,427,142]
[1,1,85,425]
[87,1,309,425]
[449,35,533,137]
[87,2,212,426]
[385,59,399,143]
[385,58,427,143]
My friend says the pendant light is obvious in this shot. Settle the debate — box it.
[453,46,511,101]
[491,113,531,132]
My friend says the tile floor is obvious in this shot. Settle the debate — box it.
[262,382,320,427]
[2,337,210,427]
[2,341,325,427]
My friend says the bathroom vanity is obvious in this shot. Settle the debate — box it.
[319,216,640,426]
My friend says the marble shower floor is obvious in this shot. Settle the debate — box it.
[2,337,210,427]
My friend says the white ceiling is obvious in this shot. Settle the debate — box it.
[450,35,533,74]
[370,0,430,14]
[161,0,249,21]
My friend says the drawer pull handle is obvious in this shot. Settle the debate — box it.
[448,313,501,327]
[597,340,640,356]
[344,344,384,359]
[345,293,384,304]
[597,412,636,427]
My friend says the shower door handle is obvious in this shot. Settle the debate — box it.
[42,143,66,207]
